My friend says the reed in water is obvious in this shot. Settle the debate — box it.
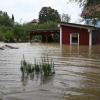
[20,55,55,81]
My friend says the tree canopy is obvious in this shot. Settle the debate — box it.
[39,7,61,23]
[61,14,71,22]
[70,0,100,19]
[69,0,100,7]
[0,11,27,42]
[0,11,13,26]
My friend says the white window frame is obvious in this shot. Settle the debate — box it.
[70,33,79,45]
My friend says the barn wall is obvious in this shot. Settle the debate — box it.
[61,25,89,45]
[92,29,100,44]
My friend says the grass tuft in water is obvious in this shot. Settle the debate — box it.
[20,55,55,79]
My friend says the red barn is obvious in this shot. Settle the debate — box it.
[59,22,100,46]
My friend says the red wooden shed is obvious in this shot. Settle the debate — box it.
[59,22,100,46]
[29,29,59,42]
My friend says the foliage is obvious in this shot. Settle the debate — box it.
[39,7,61,23]
[0,10,59,42]
[69,0,100,8]
[13,24,28,42]
[0,26,14,41]
[32,35,42,42]
[61,13,71,22]
[0,11,16,42]
[20,55,55,84]
[69,0,100,18]
[69,0,86,7]
[4,30,14,41]
[85,0,100,7]
[22,21,58,31]
[0,11,13,26]
[12,14,14,22]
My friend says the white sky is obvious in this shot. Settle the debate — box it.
[0,0,82,23]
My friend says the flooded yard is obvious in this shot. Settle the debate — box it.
[0,43,100,100]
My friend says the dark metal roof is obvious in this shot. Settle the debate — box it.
[30,28,60,33]
[59,22,100,30]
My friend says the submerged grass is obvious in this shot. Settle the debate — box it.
[20,55,55,82]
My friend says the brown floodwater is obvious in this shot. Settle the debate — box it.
[0,43,100,100]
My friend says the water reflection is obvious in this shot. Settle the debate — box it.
[60,45,100,100]
[60,45,93,57]
[21,68,55,87]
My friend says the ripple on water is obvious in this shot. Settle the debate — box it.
[0,43,100,100]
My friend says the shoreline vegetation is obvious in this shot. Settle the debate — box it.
[0,21,59,43]
[0,9,60,43]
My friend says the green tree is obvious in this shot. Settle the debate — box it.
[13,24,28,42]
[61,14,71,22]
[12,14,14,22]
[69,0,100,26]
[4,30,14,41]
[39,7,61,23]
[69,0,100,19]
[0,29,4,41]
[71,0,100,7]
[0,26,14,42]
[0,11,13,26]
[22,21,58,31]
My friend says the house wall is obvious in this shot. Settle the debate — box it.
[61,25,89,45]
[92,29,100,44]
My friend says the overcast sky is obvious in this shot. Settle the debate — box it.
[0,0,82,23]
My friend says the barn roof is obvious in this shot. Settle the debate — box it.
[59,22,100,30]
[30,28,59,34]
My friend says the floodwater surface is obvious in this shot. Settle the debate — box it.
[0,43,100,100]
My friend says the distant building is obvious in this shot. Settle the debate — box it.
[59,22,100,46]
[30,19,39,24]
